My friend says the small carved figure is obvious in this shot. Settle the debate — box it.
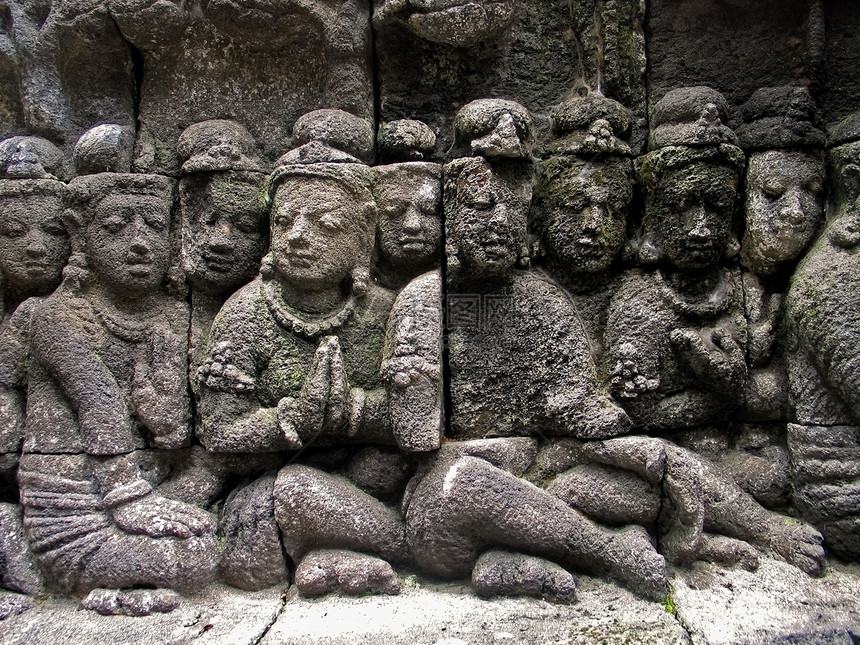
[600,87,825,574]
[398,100,667,601]
[177,119,268,378]
[0,136,70,595]
[533,94,634,367]
[785,110,860,561]
[19,171,216,598]
[372,162,442,290]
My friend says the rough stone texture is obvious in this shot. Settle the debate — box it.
[0,0,135,148]
[647,0,815,125]
[471,550,576,603]
[3,0,860,629]
[672,559,860,645]
[218,474,288,591]
[110,0,374,174]
[295,549,400,597]
[1,584,286,644]
[375,0,647,156]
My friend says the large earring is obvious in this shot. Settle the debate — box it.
[351,265,369,297]
[259,252,275,279]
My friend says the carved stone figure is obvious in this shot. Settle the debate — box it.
[177,119,268,379]
[785,110,860,561]
[396,100,667,602]
[533,94,634,368]
[0,136,70,596]
[198,135,429,596]
[599,88,825,575]
[371,125,442,290]
[608,89,748,429]
[19,171,217,598]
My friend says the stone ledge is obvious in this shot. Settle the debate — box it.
[1,558,858,645]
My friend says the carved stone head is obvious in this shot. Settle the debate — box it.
[741,150,824,275]
[65,174,176,297]
[445,156,530,281]
[0,180,68,298]
[637,88,744,271]
[264,161,376,295]
[737,87,826,276]
[535,156,633,275]
[637,144,744,271]
[373,162,442,272]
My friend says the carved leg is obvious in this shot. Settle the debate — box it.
[273,464,410,573]
[665,443,825,575]
[405,455,667,600]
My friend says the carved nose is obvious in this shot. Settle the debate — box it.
[288,216,309,243]
[688,203,711,239]
[582,204,604,233]
[130,236,150,255]
[209,225,232,251]
[781,190,805,225]
[402,205,423,233]
[25,234,47,256]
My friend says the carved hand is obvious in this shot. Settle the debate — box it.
[278,338,332,445]
[610,342,660,400]
[112,492,215,539]
[671,326,746,394]
[132,330,189,448]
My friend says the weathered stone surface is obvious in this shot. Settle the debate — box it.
[471,550,576,603]
[295,549,400,597]
[219,474,287,591]
[375,0,646,156]
[110,0,374,174]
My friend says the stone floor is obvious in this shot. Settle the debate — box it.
[1,557,859,645]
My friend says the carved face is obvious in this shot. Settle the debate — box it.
[87,193,171,294]
[649,161,738,271]
[180,173,266,293]
[375,170,441,268]
[0,191,68,295]
[742,150,824,275]
[453,164,521,278]
[540,160,631,274]
[271,177,366,291]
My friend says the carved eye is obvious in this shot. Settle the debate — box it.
[806,180,823,195]
[318,214,344,232]
[144,213,167,233]
[235,217,261,234]
[101,216,127,234]
[41,219,66,236]
[762,183,784,199]
[273,214,291,228]
[0,220,26,238]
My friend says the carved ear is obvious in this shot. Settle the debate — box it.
[841,164,860,203]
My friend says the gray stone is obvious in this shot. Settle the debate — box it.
[295,549,400,597]
[547,463,660,527]
[471,549,576,603]
[0,503,42,595]
[219,474,288,591]
[80,587,182,616]
[377,120,437,162]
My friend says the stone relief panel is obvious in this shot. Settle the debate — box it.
[0,0,858,620]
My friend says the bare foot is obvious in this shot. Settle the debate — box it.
[472,550,576,603]
[295,549,400,597]
[766,517,825,575]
